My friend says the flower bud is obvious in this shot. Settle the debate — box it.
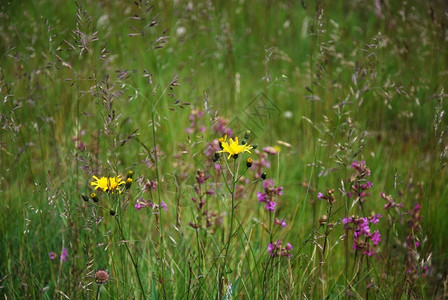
[90,192,99,202]
[125,177,132,189]
[246,158,253,168]
[319,215,328,225]
[127,170,134,179]
[81,194,89,202]
[244,130,251,139]
[252,144,258,149]
[261,172,267,180]
[110,210,116,216]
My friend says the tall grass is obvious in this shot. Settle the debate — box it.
[1,0,448,298]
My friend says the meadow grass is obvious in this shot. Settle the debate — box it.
[1,0,448,298]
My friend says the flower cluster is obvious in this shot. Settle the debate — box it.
[262,146,280,155]
[189,169,221,230]
[49,247,68,262]
[250,150,270,178]
[405,203,430,277]
[343,214,382,256]
[212,117,233,137]
[256,177,292,257]
[268,240,293,257]
[351,160,371,177]
[274,218,287,228]
[185,109,206,135]
[135,198,167,212]
[317,189,336,205]
[348,160,372,200]
[94,269,110,285]
[257,179,283,211]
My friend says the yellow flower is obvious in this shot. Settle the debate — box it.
[218,135,253,159]
[91,175,126,194]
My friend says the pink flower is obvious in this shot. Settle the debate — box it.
[60,248,68,262]
[274,218,287,228]
[265,201,277,211]
[371,231,381,245]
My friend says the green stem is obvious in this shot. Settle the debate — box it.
[96,284,101,300]
[151,108,168,299]
[115,217,147,300]
[221,159,238,294]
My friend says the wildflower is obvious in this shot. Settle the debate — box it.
[268,240,293,257]
[348,181,372,199]
[317,189,335,204]
[49,252,57,260]
[94,269,110,284]
[60,248,68,262]
[91,175,125,194]
[185,109,206,134]
[274,218,287,228]
[368,213,382,225]
[265,201,277,211]
[263,146,280,155]
[160,201,168,211]
[343,215,381,256]
[218,135,253,159]
[380,192,403,210]
[195,169,210,184]
[257,179,283,212]
[371,231,381,245]
[135,198,152,210]
[212,117,233,136]
[351,160,371,177]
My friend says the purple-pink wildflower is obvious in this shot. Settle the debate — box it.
[381,192,403,210]
[369,213,382,225]
[265,201,277,211]
[185,109,206,135]
[316,189,336,204]
[257,179,283,212]
[351,160,371,177]
[60,248,68,262]
[135,198,151,210]
[268,239,293,257]
[49,252,57,260]
[343,214,382,256]
[212,117,233,136]
[274,218,287,228]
